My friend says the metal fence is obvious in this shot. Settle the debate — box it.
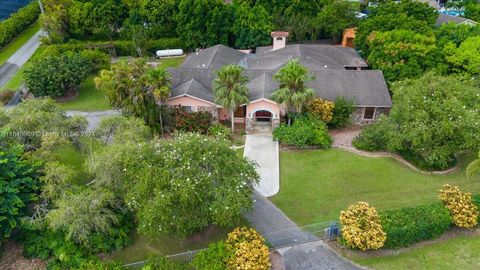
[5,85,24,107]
[122,220,339,269]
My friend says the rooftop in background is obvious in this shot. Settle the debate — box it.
[436,13,478,26]
[0,0,32,21]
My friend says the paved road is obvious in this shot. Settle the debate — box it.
[279,241,364,270]
[0,30,44,88]
[244,192,362,269]
[66,110,121,131]
[244,134,279,197]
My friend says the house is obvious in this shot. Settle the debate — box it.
[166,32,392,132]
[436,14,478,26]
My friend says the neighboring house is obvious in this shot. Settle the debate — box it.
[436,14,478,26]
[166,32,392,132]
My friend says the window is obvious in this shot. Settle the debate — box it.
[363,107,376,120]
[276,37,283,41]
[183,106,193,112]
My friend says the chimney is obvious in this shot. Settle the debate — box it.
[271,31,289,51]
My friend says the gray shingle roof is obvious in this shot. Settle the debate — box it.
[181,45,246,69]
[169,68,392,107]
[436,14,477,26]
[169,44,391,108]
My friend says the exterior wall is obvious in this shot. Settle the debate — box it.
[166,96,218,119]
[352,107,391,125]
[245,100,281,133]
[342,28,356,48]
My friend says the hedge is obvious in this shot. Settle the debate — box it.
[47,38,182,57]
[473,194,480,223]
[379,203,452,248]
[0,2,40,49]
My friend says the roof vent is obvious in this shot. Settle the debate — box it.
[271,31,289,51]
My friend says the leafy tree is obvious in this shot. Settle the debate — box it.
[315,0,358,42]
[356,0,437,56]
[46,188,121,246]
[465,2,480,22]
[447,36,480,76]
[2,99,87,150]
[271,59,315,124]
[95,59,171,133]
[330,97,356,128]
[93,116,152,145]
[40,0,72,43]
[89,133,259,236]
[176,0,232,49]
[88,0,128,40]
[435,23,480,48]
[355,73,480,169]
[24,52,91,97]
[0,144,39,243]
[366,29,437,82]
[141,0,178,38]
[467,152,480,178]
[213,64,249,132]
[231,3,273,49]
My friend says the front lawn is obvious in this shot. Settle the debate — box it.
[0,22,40,66]
[351,233,480,269]
[270,149,480,225]
[57,75,111,112]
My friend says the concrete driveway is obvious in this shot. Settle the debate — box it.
[244,134,279,197]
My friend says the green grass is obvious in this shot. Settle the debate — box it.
[0,22,40,67]
[58,75,111,111]
[157,56,185,69]
[111,219,248,264]
[57,56,185,111]
[1,46,46,91]
[350,234,480,269]
[270,149,480,225]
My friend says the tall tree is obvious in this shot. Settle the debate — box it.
[95,60,171,133]
[271,60,315,124]
[213,65,249,132]
[176,0,232,49]
[231,3,274,49]
[315,0,359,42]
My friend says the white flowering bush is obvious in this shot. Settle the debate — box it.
[91,133,259,237]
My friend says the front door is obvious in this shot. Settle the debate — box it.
[255,110,272,123]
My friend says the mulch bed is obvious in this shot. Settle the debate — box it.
[55,87,78,103]
[0,241,46,270]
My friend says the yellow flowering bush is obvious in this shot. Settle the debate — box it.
[225,227,271,270]
[307,98,335,123]
[339,202,386,250]
[438,184,478,228]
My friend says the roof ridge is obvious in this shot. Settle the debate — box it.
[205,45,221,69]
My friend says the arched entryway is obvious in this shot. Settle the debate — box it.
[255,110,272,123]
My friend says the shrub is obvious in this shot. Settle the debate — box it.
[0,90,15,105]
[225,227,270,270]
[172,108,213,134]
[191,241,230,270]
[380,203,452,248]
[80,50,111,71]
[273,114,332,148]
[208,123,232,140]
[352,115,393,151]
[339,202,386,250]
[0,2,40,49]
[47,38,182,57]
[142,256,189,270]
[24,52,91,97]
[330,97,356,128]
[307,98,335,123]
[439,184,478,228]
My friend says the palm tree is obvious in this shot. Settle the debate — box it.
[212,64,249,133]
[146,68,171,137]
[271,59,315,125]
[467,151,480,178]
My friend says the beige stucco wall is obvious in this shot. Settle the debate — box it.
[246,100,281,119]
